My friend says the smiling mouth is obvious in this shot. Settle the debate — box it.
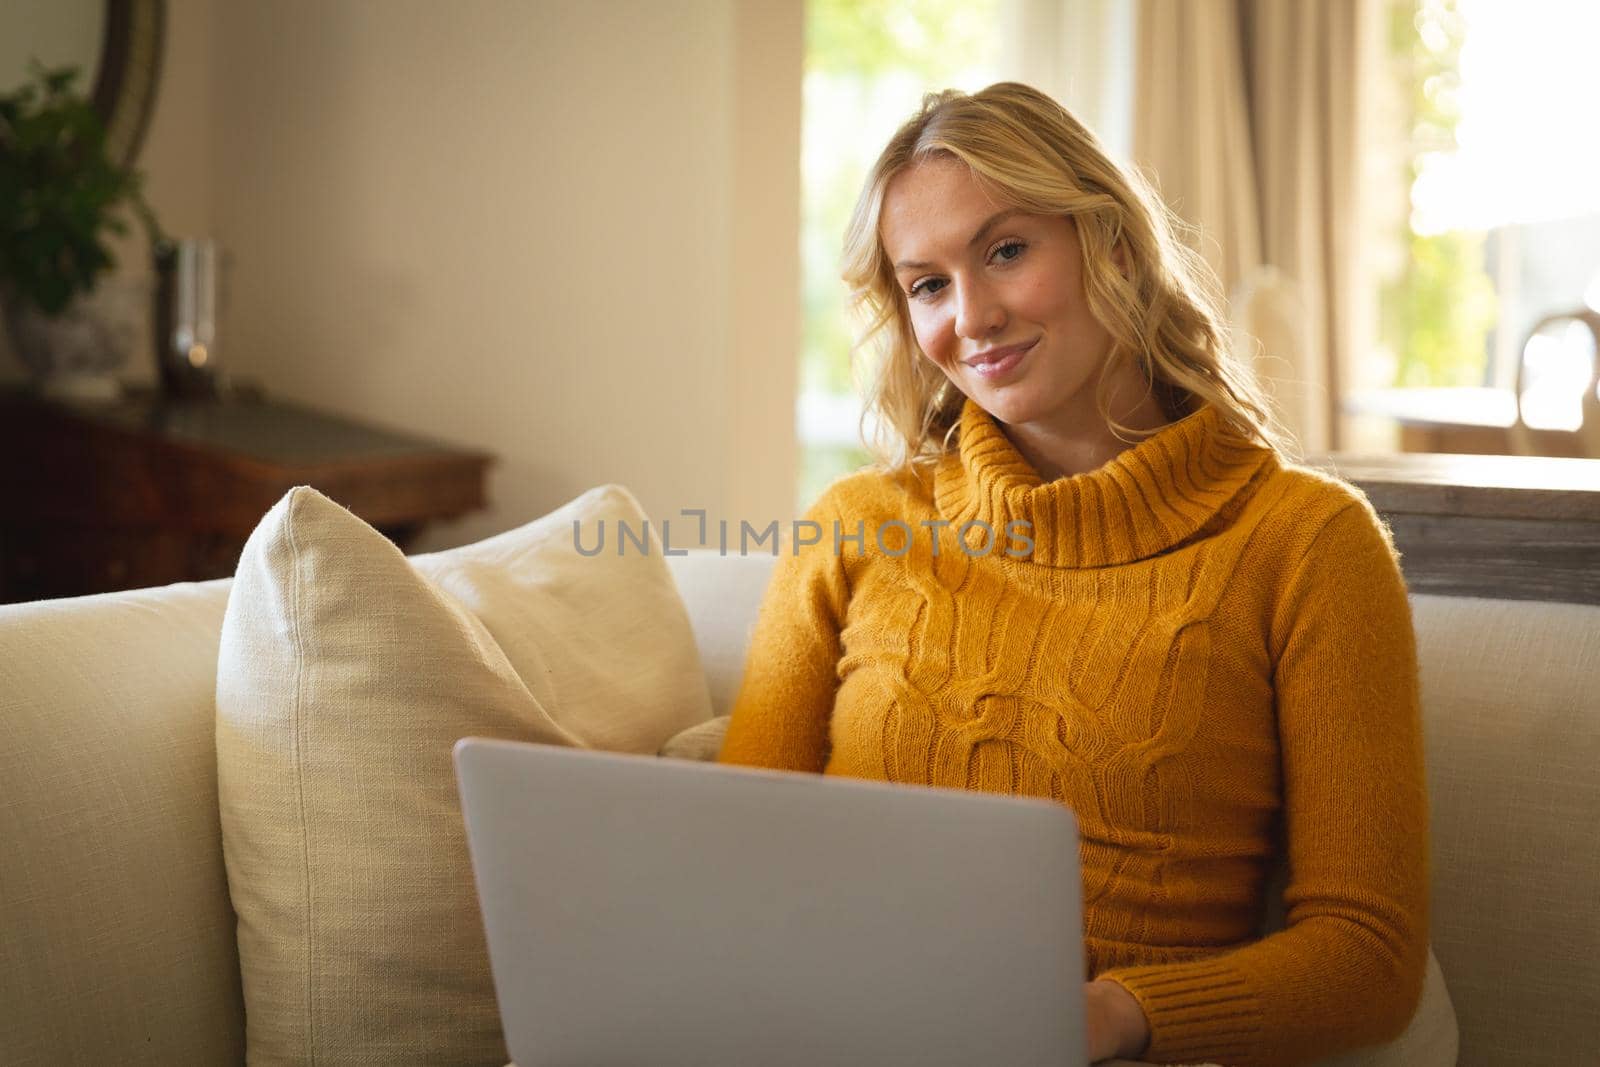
[964,338,1037,377]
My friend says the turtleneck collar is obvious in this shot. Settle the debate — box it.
[932,398,1275,568]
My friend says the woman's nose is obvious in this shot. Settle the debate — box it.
[953,277,1005,340]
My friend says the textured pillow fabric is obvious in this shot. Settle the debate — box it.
[216,484,711,1066]
[659,713,730,761]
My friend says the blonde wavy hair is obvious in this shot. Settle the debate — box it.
[840,82,1290,468]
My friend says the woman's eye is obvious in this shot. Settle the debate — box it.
[992,240,1026,263]
[908,277,947,300]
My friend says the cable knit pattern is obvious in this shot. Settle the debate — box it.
[718,399,1430,1067]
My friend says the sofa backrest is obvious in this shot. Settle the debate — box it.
[1408,593,1600,1067]
[0,578,245,1065]
[665,552,780,718]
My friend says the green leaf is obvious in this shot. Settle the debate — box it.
[0,63,161,311]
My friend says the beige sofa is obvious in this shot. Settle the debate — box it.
[2,550,1595,1065]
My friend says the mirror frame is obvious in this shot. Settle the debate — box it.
[90,0,165,167]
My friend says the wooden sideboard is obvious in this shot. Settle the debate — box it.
[1311,452,1600,605]
[0,388,493,603]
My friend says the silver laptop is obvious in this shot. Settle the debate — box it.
[454,737,1087,1067]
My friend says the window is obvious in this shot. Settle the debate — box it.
[797,0,1002,510]
[1373,0,1600,429]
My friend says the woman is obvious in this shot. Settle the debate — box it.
[718,83,1428,1067]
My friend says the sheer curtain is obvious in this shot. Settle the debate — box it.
[1134,0,1378,454]
[1005,0,1376,453]
[1003,0,1137,163]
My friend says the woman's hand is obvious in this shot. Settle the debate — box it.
[1084,978,1151,1062]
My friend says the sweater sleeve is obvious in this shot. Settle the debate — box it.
[716,489,851,773]
[1096,499,1431,1067]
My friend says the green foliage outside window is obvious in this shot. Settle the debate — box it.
[1378,0,1498,388]
[799,0,1000,506]
[807,0,1002,80]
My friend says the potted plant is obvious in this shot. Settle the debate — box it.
[0,63,165,398]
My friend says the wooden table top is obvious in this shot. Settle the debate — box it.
[1309,450,1600,604]
[1310,451,1600,522]
[0,387,495,520]
[2,386,492,470]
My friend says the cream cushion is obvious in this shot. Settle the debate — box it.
[658,714,732,761]
[0,580,244,1065]
[216,485,712,1065]
[1409,593,1599,1067]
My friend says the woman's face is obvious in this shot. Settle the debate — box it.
[879,156,1116,433]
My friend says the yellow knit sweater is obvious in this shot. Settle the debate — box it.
[718,399,1430,1067]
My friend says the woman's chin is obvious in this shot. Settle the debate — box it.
[969,386,1047,428]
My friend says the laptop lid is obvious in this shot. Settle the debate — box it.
[455,737,1087,1067]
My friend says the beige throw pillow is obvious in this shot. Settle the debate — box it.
[216,484,711,1065]
[658,713,731,761]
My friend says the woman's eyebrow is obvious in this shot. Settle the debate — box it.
[893,208,1027,271]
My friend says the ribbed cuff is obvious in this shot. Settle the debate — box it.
[1096,960,1262,1066]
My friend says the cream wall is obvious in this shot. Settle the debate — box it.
[5,0,804,549]
[211,0,802,549]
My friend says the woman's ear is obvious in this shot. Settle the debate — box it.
[1110,240,1130,279]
